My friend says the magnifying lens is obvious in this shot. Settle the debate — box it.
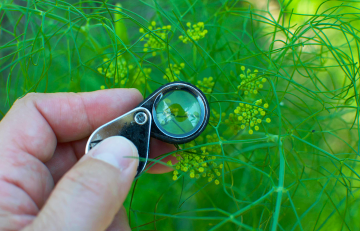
[85,81,210,176]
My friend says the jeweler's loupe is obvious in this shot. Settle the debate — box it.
[85,81,210,177]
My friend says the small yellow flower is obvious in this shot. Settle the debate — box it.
[237,67,266,95]
[132,67,152,88]
[139,21,172,56]
[231,99,271,135]
[179,21,208,44]
[163,63,185,82]
[170,146,222,182]
[98,57,132,86]
[196,77,215,93]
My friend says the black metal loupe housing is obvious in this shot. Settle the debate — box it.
[85,81,210,176]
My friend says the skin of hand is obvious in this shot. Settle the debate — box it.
[0,89,177,231]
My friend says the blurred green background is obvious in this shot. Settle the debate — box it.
[1,0,360,230]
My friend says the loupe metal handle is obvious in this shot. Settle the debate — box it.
[85,107,152,177]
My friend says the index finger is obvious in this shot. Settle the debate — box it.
[0,89,143,162]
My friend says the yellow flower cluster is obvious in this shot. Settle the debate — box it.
[224,113,241,134]
[163,63,185,82]
[237,66,266,95]
[179,22,208,44]
[210,110,244,136]
[168,147,222,185]
[139,21,171,56]
[205,134,223,154]
[233,99,271,135]
[132,67,152,86]
[97,57,133,85]
[196,77,215,93]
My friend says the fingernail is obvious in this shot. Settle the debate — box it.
[89,136,138,171]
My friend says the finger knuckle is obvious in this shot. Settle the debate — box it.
[14,93,40,106]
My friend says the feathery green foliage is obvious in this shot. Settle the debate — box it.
[1,0,360,230]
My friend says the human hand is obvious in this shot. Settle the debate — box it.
[0,89,176,231]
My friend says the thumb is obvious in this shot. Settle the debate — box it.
[25,136,139,231]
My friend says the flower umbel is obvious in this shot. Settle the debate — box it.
[196,77,215,93]
[233,99,271,135]
[132,67,152,87]
[205,134,223,154]
[168,147,222,185]
[179,22,208,44]
[97,57,133,86]
[224,113,242,135]
[163,63,185,82]
[237,66,266,95]
[139,21,171,56]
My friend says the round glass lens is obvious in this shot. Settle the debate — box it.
[155,90,202,136]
